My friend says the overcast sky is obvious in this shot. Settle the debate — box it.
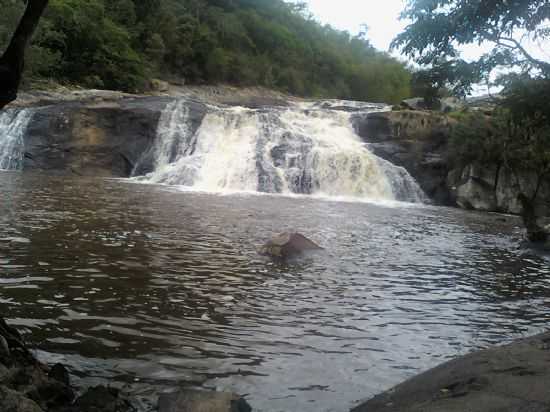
[304,0,407,52]
[303,0,550,63]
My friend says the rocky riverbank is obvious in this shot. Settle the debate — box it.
[0,318,251,412]
[0,317,135,412]
[3,313,549,412]
[352,330,550,412]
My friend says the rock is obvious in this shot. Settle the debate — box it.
[401,98,431,111]
[440,97,464,113]
[450,165,498,211]
[447,164,550,216]
[351,331,550,412]
[0,335,10,359]
[260,232,323,258]
[158,389,251,412]
[150,79,170,93]
[70,385,135,412]
[353,110,454,205]
[22,97,207,178]
[48,363,70,386]
[517,193,550,244]
[0,385,44,412]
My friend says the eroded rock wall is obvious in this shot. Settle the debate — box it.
[355,110,550,216]
[23,97,174,177]
[353,110,455,205]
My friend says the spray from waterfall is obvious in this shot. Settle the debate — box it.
[0,109,33,171]
[138,100,426,203]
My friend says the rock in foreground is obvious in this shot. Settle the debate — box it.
[352,331,550,412]
[260,232,323,258]
[0,318,134,412]
[158,389,251,412]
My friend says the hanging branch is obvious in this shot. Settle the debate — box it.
[0,0,49,110]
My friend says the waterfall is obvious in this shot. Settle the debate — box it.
[139,100,426,203]
[0,109,33,171]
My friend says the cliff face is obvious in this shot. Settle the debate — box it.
[22,97,173,177]
[353,110,455,205]
[448,165,550,217]
[355,110,550,216]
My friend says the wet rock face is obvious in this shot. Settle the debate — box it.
[0,318,136,412]
[353,110,454,205]
[21,97,207,178]
[448,165,550,217]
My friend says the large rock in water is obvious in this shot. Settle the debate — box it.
[260,232,323,258]
[158,390,251,412]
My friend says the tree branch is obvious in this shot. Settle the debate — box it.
[497,36,550,75]
[0,0,49,110]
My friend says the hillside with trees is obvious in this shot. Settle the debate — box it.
[0,0,412,103]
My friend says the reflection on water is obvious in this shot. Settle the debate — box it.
[0,173,549,412]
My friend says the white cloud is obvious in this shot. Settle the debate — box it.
[303,0,407,52]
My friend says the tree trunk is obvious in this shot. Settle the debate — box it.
[517,193,548,243]
[0,0,49,110]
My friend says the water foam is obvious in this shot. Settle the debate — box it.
[0,109,34,171]
[137,100,426,203]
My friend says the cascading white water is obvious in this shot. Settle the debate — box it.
[0,109,33,171]
[140,100,426,202]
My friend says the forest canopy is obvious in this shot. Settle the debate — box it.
[0,0,412,103]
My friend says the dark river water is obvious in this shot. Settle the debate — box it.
[1,173,549,412]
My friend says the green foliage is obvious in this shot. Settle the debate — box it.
[399,1,550,201]
[393,0,550,93]
[449,105,550,193]
[1,0,412,101]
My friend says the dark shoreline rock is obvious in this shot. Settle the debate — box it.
[0,317,136,412]
[0,317,251,412]
[351,331,550,412]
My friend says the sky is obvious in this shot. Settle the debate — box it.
[303,0,550,63]
[304,0,408,52]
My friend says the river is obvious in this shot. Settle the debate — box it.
[1,172,549,411]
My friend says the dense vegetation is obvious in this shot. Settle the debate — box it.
[0,0,412,103]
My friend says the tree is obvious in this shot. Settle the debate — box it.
[395,1,550,232]
[0,0,49,110]
[392,0,550,92]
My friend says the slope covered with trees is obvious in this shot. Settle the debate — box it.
[0,0,412,103]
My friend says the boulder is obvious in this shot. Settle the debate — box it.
[69,385,135,412]
[150,79,170,93]
[158,389,251,412]
[447,164,550,216]
[449,165,498,211]
[260,232,323,258]
[0,385,44,412]
[351,331,550,412]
